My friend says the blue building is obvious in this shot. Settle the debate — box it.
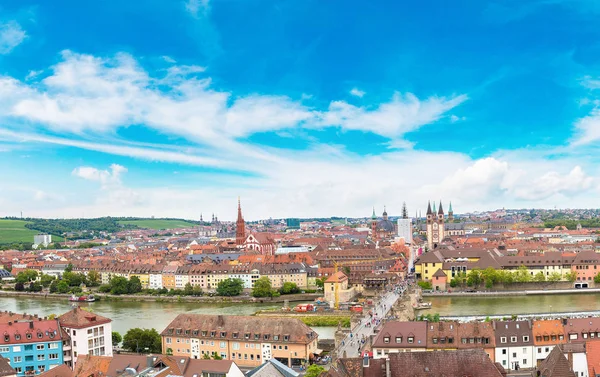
[0,319,70,376]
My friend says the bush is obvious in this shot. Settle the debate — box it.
[417,281,432,290]
[98,284,111,293]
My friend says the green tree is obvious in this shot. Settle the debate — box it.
[127,276,142,294]
[481,267,498,286]
[466,269,482,287]
[49,280,58,293]
[65,263,73,273]
[449,279,458,288]
[594,273,600,284]
[110,276,129,295]
[417,281,432,290]
[63,272,84,287]
[280,282,300,295]
[211,352,223,360]
[56,280,70,294]
[305,365,326,377]
[217,278,244,296]
[533,271,546,282]
[86,271,101,287]
[565,271,577,283]
[122,328,162,353]
[98,284,111,293]
[39,274,55,288]
[192,285,203,296]
[112,331,122,346]
[252,277,273,297]
[315,277,326,289]
[514,265,532,283]
[166,348,173,356]
[14,282,25,291]
[342,266,351,275]
[548,272,562,282]
[202,353,211,360]
[28,282,43,292]
[183,283,194,296]
[16,269,38,284]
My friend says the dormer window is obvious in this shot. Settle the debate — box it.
[254,334,260,340]
[210,331,215,337]
[407,337,414,344]
[395,337,402,343]
[202,331,207,337]
[384,337,390,343]
[176,329,182,335]
[193,330,199,336]
[245,333,250,339]
[221,332,226,338]
[232,332,238,339]
[283,335,290,342]
[37,332,43,339]
[263,334,269,340]
[273,335,279,341]
[26,333,31,340]
[14,335,20,341]
[4,335,9,342]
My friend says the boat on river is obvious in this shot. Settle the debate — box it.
[413,302,432,310]
[68,294,95,302]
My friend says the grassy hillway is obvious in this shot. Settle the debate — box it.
[0,219,39,243]
[117,219,196,230]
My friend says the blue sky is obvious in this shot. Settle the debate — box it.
[1,0,600,219]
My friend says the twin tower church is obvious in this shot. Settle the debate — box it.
[425,201,457,250]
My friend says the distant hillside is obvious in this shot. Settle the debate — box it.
[0,219,64,245]
[117,219,197,230]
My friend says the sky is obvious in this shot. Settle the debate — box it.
[1,0,600,220]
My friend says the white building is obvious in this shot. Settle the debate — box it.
[149,272,163,290]
[275,245,310,254]
[58,307,113,368]
[494,321,534,371]
[228,268,261,289]
[397,218,412,244]
[34,234,52,248]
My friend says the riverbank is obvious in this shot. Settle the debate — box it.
[422,288,600,297]
[0,290,320,303]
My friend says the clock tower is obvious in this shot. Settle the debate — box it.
[426,200,445,250]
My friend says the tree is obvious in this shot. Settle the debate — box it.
[211,352,223,360]
[65,263,73,273]
[548,272,562,282]
[280,282,300,295]
[252,277,273,297]
[217,278,244,297]
[56,281,70,294]
[192,285,203,296]
[98,284,111,293]
[14,282,25,291]
[86,271,101,287]
[595,273,600,284]
[127,276,142,294]
[16,270,38,284]
[40,274,55,288]
[110,276,129,295]
[466,269,482,287]
[481,267,498,286]
[305,365,325,377]
[533,271,546,282]
[565,271,577,283]
[315,277,326,289]
[183,283,194,296]
[28,282,43,292]
[63,272,84,287]
[122,328,162,353]
[202,353,211,360]
[342,266,351,275]
[112,331,122,346]
[166,348,173,356]
[514,265,531,283]
[417,281,432,290]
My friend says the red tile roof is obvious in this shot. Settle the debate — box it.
[58,307,111,329]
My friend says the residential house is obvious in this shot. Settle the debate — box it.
[494,320,534,370]
[532,319,566,367]
[537,346,577,377]
[425,321,458,351]
[160,314,319,368]
[456,321,495,360]
[58,307,113,368]
[372,321,427,359]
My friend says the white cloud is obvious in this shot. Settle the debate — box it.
[317,92,467,137]
[72,164,127,187]
[0,21,26,55]
[571,109,600,146]
[450,114,466,123]
[185,0,210,17]
[350,88,365,98]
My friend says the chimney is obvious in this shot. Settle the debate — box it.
[385,358,391,377]
[146,355,154,368]
[217,315,225,327]
[29,321,34,329]
[8,322,12,326]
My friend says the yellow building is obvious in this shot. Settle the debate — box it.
[161,314,319,368]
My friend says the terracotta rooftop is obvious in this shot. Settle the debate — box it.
[326,271,348,283]
[588,341,600,377]
[539,346,576,377]
[161,314,317,344]
[58,306,112,329]
[388,349,505,377]
[0,356,16,377]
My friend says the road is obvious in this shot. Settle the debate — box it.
[336,288,403,358]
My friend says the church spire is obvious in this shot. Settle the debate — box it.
[426,201,432,215]
[372,207,377,220]
[438,200,444,215]
[448,201,453,213]
[236,197,246,246]
[402,202,408,219]
[432,201,437,213]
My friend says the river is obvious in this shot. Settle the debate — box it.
[0,297,337,340]
[422,293,600,317]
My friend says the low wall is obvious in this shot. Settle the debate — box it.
[493,281,577,291]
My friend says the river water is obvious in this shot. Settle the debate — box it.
[0,296,336,339]
[422,293,600,317]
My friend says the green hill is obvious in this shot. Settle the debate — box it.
[0,219,42,244]
[117,219,196,230]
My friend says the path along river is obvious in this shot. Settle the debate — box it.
[0,296,337,340]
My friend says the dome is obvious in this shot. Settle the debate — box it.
[377,219,395,232]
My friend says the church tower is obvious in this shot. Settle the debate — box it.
[426,201,433,250]
[236,197,246,246]
[437,201,445,245]
[448,201,454,222]
[371,207,378,241]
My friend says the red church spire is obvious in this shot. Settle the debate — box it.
[236,197,246,246]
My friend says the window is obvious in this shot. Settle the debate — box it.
[502,349,506,355]
[545,347,549,352]
[14,334,20,341]
[36,344,44,350]
[569,334,578,340]
[522,348,527,353]
[49,353,59,360]
[166,338,172,344]
[538,348,541,354]
[432,338,438,344]
[502,360,506,366]
[48,343,58,349]
[210,331,215,338]
[26,333,31,340]
[583,333,588,339]
[37,355,45,361]
[510,336,517,343]
[283,335,289,341]
[220,342,226,349]
[383,337,390,344]
[523,359,527,365]
[512,352,517,358]
[0,347,8,353]
[500,337,507,344]
[273,335,279,341]
[14,356,22,363]
[395,337,402,343]
[407,337,414,344]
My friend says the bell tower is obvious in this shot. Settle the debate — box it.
[371,207,378,241]
[426,201,433,250]
[236,197,246,246]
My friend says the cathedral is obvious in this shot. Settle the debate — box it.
[424,201,464,249]
[371,206,397,241]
